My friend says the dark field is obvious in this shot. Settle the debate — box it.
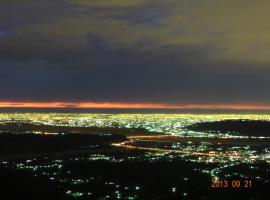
[186,120,270,137]
[0,133,126,158]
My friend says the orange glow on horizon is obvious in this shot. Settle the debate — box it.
[0,101,270,110]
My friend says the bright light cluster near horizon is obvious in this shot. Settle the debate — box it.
[1,113,270,137]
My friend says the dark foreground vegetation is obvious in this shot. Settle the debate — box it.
[1,152,269,200]
[0,167,66,200]
[186,120,270,136]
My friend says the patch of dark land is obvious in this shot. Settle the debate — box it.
[0,133,126,158]
[186,120,270,137]
[0,122,152,136]
[0,123,156,159]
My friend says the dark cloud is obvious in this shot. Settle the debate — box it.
[1,0,270,106]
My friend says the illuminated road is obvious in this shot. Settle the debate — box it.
[112,135,270,164]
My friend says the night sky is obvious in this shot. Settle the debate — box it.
[1,0,270,109]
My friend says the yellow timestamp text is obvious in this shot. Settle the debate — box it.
[212,180,252,188]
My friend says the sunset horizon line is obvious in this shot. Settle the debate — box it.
[1,101,270,110]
